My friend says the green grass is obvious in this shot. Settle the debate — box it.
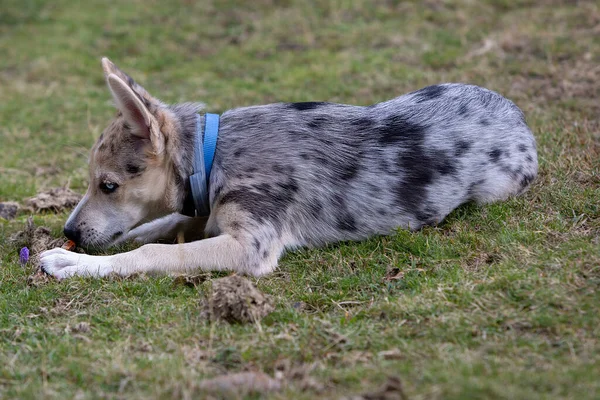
[1,0,599,398]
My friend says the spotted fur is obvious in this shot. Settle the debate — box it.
[40,61,538,279]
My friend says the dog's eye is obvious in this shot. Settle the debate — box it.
[100,181,119,194]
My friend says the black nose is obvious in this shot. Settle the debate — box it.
[63,225,81,244]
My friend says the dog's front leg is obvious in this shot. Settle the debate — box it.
[116,213,207,245]
[40,234,274,279]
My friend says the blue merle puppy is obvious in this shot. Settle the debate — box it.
[40,58,537,279]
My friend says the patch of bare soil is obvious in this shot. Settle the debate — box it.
[511,59,600,111]
[25,186,82,213]
[201,275,274,324]
[9,217,82,285]
[10,217,66,259]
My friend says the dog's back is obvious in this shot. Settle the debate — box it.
[207,83,538,248]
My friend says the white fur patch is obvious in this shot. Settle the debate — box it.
[40,248,114,279]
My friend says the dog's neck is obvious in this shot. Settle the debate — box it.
[166,103,204,215]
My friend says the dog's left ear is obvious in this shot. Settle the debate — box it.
[106,73,165,154]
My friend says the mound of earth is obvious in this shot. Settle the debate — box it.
[202,275,274,323]
[25,186,82,213]
[9,217,82,285]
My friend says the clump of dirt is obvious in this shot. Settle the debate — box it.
[10,217,67,260]
[202,275,274,323]
[0,202,19,220]
[198,371,281,395]
[9,217,82,285]
[25,186,82,213]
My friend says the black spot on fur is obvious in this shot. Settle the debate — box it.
[500,164,516,179]
[382,116,433,216]
[467,179,486,198]
[432,150,457,176]
[488,148,502,163]
[331,194,357,232]
[213,184,224,198]
[219,181,295,225]
[233,149,244,157]
[126,163,144,175]
[273,164,296,175]
[336,159,360,181]
[262,250,269,259]
[377,115,426,145]
[308,116,329,129]
[230,221,241,230]
[455,140,472,157]
[412,85,448,103]
[435,161,456,176]
[277,178,300,193]
[379,160,394,174]
[518,144,527,153]
[368,183,381,195]
[458,104,469,116]
[336,213,357,232]
[314,155,330,166]
[520,174,534,189]
[352,117,375,131]
[252,238,261,252]
[526,154,533,163]
[480,118,491,126]
[308,200,323,218]
[288,102,328,111]
[416,206,439,224]
[300,153,310,160]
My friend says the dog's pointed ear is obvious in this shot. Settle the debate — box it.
[101,57,161,110]
[106,73,151,136]
[106,74,164,153]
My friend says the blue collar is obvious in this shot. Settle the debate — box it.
[184,113,220,217]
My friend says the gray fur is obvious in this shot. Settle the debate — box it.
[173,83,538,271]
[57,76,538,277]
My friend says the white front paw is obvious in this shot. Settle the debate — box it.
[40,248,114,280]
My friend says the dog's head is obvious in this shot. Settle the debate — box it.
[64,58,183,248]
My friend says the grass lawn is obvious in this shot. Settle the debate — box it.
[1,0,599,398]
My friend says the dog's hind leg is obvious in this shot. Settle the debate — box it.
[40,232,281,279]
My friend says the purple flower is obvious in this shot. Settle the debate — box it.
[19,247,29,266]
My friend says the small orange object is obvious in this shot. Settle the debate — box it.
[62,240,76,251]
